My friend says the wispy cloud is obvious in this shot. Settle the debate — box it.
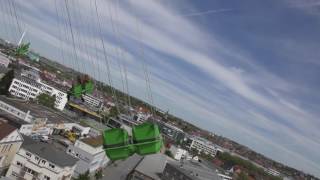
[1,0,320,177]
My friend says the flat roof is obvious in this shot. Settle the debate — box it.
[134,153,168,179]
[22,135,78,167]
[102,154,143,180]
[0,96,75,124]
[0,113,29,126]
[167,161,221,180]
[81,135,103,148]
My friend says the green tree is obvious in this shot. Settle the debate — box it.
[14,43,30,58]
[109,106,119,117]
[74,170,90,180]
[94,169,103,180]
[238,172,249,180]
[0,69,14,95]
[37,93,56,108]
[164,150,174,158]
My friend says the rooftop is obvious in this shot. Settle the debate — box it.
[134,153,168,179]
[81,135,103,148]
[102,154,143,180]
[0,96,75,124]
[0,113,29,127]
[22,135,78,167]
[166,161,221,180]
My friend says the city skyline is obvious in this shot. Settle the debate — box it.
[0,0,319,177]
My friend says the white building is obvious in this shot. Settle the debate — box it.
[266,168,281,177]
[189,136,217,157]
[169,145,187,161]
[82,94,104,111]
[0,96,91,137]
[0,96,34,123]
[8,76,68,110]
[0,120,23,175]
[0,53,10,68]
[66,135,109,177]
[6,136,78,180]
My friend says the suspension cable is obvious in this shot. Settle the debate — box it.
[94,0,120,114]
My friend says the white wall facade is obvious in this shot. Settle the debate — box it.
[190,137,217,157]
[8,78,67,111]
[6,148,76,180]
[0,98,34,123]
[67,140,109,177]
[0,53,10,67]
[170,146,187,161]
[0,130,23,173]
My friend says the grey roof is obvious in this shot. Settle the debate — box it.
[134,153,167,179]
[22,135,78,167]
[0,96,75,124]
[0,113,30,128]
[102,154,143,180]
[167,161,221,180]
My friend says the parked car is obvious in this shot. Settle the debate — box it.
[40,135,49,142]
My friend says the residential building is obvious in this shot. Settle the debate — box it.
[0,120,23,175]
[266,168,281,177]
[169,145,187,161]
[8,75,68,110]
[128,153,167,180]
[0,53,10,68]
[157,121,185,143]
[66,135,109,177]
[6,136,78,180]
[81,94,104,111]
[188,136,217,157]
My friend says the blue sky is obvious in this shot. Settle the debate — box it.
[0,0,320,177]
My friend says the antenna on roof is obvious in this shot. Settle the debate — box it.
[17,29,27,46]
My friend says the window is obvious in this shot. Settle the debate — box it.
[44,175,50,180]
[41,160,46,164]
[16,161,22,167]
[26,152,32,157]
[68,149,72,153]
[1,145,7,153]
[35,156,39,161]
[49,163,55,169]
[8,144,12,152]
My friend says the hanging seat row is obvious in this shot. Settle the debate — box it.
[103,122,163,160]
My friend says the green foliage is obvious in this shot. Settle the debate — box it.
[74,170,90,180]
[84,81,94,94]
[14,43,30,58]
[109,106,119,117]
[94,169,103,180]
[37,93,56,108]
[71,84,83,98]
[0,69,14,95]
[164,150,174,158]
[238,172,249,180]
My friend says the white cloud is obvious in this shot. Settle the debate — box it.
[1,0,320,176]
